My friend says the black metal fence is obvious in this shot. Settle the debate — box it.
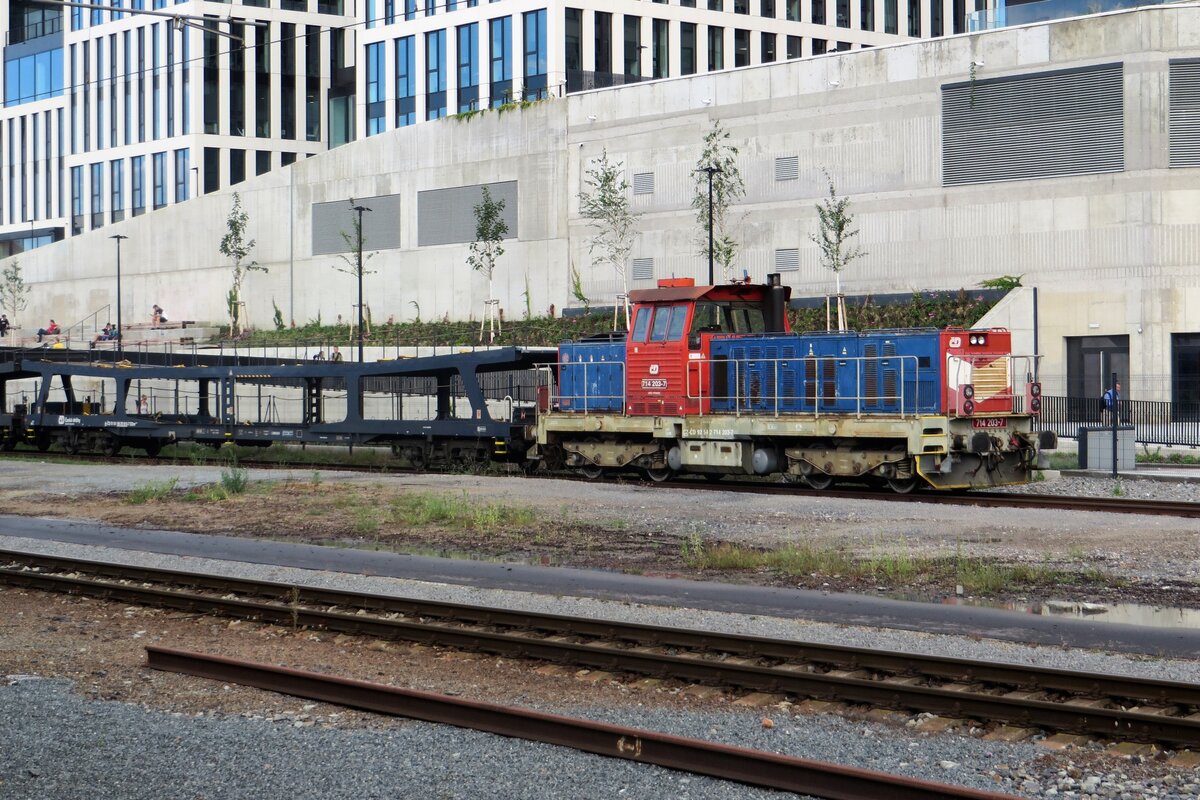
[1035,395,1200,447]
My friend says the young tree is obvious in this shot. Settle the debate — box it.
[332,205,377,349]
[809,169,866,331]
[691,120,746,284]
[467,185,508,342]
[218,193,266,335]
[1,259,30,323]
[578,149,635,328]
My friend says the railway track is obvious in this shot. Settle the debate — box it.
[2,448,1198,518]
[146,646,1019,800]
[5,549,1200,752]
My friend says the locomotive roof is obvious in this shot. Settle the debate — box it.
[628,283,790,304]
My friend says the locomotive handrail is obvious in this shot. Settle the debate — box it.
[686,354,923,418]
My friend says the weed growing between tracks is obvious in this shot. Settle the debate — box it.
[678,534,1128,596]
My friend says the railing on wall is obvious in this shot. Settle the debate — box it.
[1036,395,1200,447]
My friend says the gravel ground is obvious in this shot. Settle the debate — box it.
[2,462,1199,799]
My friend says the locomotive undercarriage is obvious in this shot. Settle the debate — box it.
[537,412,1052,491]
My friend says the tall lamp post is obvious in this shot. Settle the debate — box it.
[696,165,722,286]
[350,203,372,363]
[110,234,128,356]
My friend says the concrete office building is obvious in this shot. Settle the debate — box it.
[1,0,940,259]
[3,3,1200,406]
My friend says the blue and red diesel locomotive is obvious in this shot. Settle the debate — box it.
[538,275,1056,491]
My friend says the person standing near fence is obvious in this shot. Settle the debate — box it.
[1102,381,1121,423]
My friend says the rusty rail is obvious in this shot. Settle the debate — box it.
[5,551,1200,748]
[145,646,1019,800]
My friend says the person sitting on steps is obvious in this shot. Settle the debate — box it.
[36,319,60,343]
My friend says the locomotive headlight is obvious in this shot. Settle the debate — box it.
[969,335,979,345]
[1030,382,1042,397]
[963,384,975,400]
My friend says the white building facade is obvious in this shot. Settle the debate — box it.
[2,4,1199,405]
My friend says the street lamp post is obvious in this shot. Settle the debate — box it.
[110,234,128,357]
[350,203,372,363]
[696,165,722,286]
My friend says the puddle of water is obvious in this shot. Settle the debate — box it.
[891,594,1200,630]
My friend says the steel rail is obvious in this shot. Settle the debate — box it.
[6,560,1200,747]
[6,549,1199,706]
[662,479,1200,518]
[144,646,1019,800]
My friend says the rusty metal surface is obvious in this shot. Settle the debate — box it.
[144,646,1019,800]
[5,556,1200,747]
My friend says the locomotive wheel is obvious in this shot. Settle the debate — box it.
[579,464,605,480]
[803,472,833,490]
[644,467,674,483]
[887,476,918,494]
[100,435,122,457]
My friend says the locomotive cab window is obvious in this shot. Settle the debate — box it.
[631,307,652,342]
[690,301,767,335]
[649,304,689,342]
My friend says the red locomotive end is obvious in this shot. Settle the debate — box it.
[624,278,791,416]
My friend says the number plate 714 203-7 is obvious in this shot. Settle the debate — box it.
[971,417,1006,428]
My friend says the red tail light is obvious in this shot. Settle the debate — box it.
[1030,397,1041,413]
[962,399,975,416]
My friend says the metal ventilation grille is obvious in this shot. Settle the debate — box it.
[774,248,799,272]
[942,63,1124,186]
[1170,59,1200,168]
[774,156,799,181]
[632,172,655,195]
[631,257,655,280]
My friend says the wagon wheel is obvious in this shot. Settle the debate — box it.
[702,473,725,483]
[143,440,162,457]
[35,433,52,452]
[644,467,674,483]
[408,449,429,472]
[0,431,16,451]
[100,434,122,457]
[62,430,81,455]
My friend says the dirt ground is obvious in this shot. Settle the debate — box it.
[1,472,1198,607]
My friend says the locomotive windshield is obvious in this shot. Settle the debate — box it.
[691,301,766,336]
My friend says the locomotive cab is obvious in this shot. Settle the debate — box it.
[625,277,791,416]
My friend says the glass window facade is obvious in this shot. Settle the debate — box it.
[90,161,103,228]
[457,23,479,112]
[174,148,188,202]
[426,28,446,120]
[489,16,511,107]
[366,41,385,135]
[131,154,144,215]
[396,35,416,126]
[523,9,547,98]
[152,151,166,208]
[111,158,124,221]
[3,49,65,107]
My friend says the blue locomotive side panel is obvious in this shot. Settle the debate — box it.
[709,331,942,415]
[857,330,942,415]
[557,341,626,413]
